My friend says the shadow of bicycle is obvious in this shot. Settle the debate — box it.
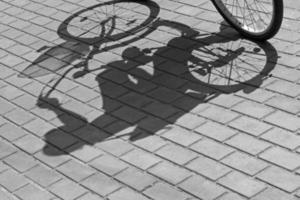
[19,0,278,156]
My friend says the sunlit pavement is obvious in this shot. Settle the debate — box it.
[0,0,300,199]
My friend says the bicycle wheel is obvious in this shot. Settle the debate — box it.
[58,0,159,44]
[211,0,283,41]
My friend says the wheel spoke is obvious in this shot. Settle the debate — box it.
[215,0,274,33]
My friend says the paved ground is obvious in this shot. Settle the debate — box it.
[0,0,300,199]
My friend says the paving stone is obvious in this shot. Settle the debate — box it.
[30,104,64,122]
[221,152,268,175]
[133,133,168,152]
[266,95,300,114]
[209,94,243,108]
[149,161,191,184]
[144,182,189,200]
[232,100,274,119]
[96,138,134,157]
[0,188,19,200]
[5,74,33,88]
[12,94,38,110]
[119,91,153,108]
[49,113,87,133]
[90,154,128,176]
[0,170,28,192]
[72,124,110,144]
[176,5,203,16]
[23,118,56,137]
[296,189,300,198]
[236,88,275,103]
[161,126,201,146]
[217,192,245,200]
[34,146,71,167]
[252,187,298,200]
[103,120,138,140]
[81,173,121,196]
[67,86,99,102]
[186,154,231,180]
[14,184,54,200]
[156,144,198,165]
[190,139,234,160]
[18,30,42,44]
[25,164,62,187]
[49,179,87,200]
[7,40,28,56]
[98,81,129,98]
[0,65,15,79]
[66,143,104,163]
[143,101,180,118]
[219,172,266,198]
[171,113,206,130]
[199,105,239,124]
[179,175,226,200]
[4,152,37,173]
[225,134,271,155]
[265,80,300,97]
[115,166,157,191]
[229,116,272,136]
[172,96,209,113]
[58,2,80,12]
[112,106,146,124]
[0,116,6,126]
[264,111,300,132]
[0,38,16,50]
[0,85,24,100]
[109,188,150,200]
[43,129,78,150]
[135,116,166,132]
[1,54,24,67]
[159,0,183,10]
[276,43,300,63]
[57,159,96,182]
[4,108,35,126]
[0,123,28,141]
[77,193,105,200]
[62,99,94,116]
[259,147,300,171]
[195,121,237,141]
[0,140,17,159]
[86,110,116,127]
[161,47,191,63]
[0,162,9,173]
[121,149,161,170]
[99,68,130,84]
[261,128,300,150]
[257,166,300,192]
[14,134,45,154]
[153,73,187,89]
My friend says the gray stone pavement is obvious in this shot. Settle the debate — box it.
[0,0,300,199]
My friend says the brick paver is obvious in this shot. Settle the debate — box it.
[0,0,299,199]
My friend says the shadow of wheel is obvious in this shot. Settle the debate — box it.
[186,29,278,94]
[57,0,160,45]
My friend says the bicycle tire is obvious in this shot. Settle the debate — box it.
[211,0,283,41]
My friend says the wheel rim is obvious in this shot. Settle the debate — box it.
[213,0,275,35]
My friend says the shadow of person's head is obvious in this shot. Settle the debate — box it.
[35,3,278,157]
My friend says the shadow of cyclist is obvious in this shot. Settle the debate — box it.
[39,18,277,155]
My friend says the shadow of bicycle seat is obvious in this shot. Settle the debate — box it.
[18,1,278,156]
